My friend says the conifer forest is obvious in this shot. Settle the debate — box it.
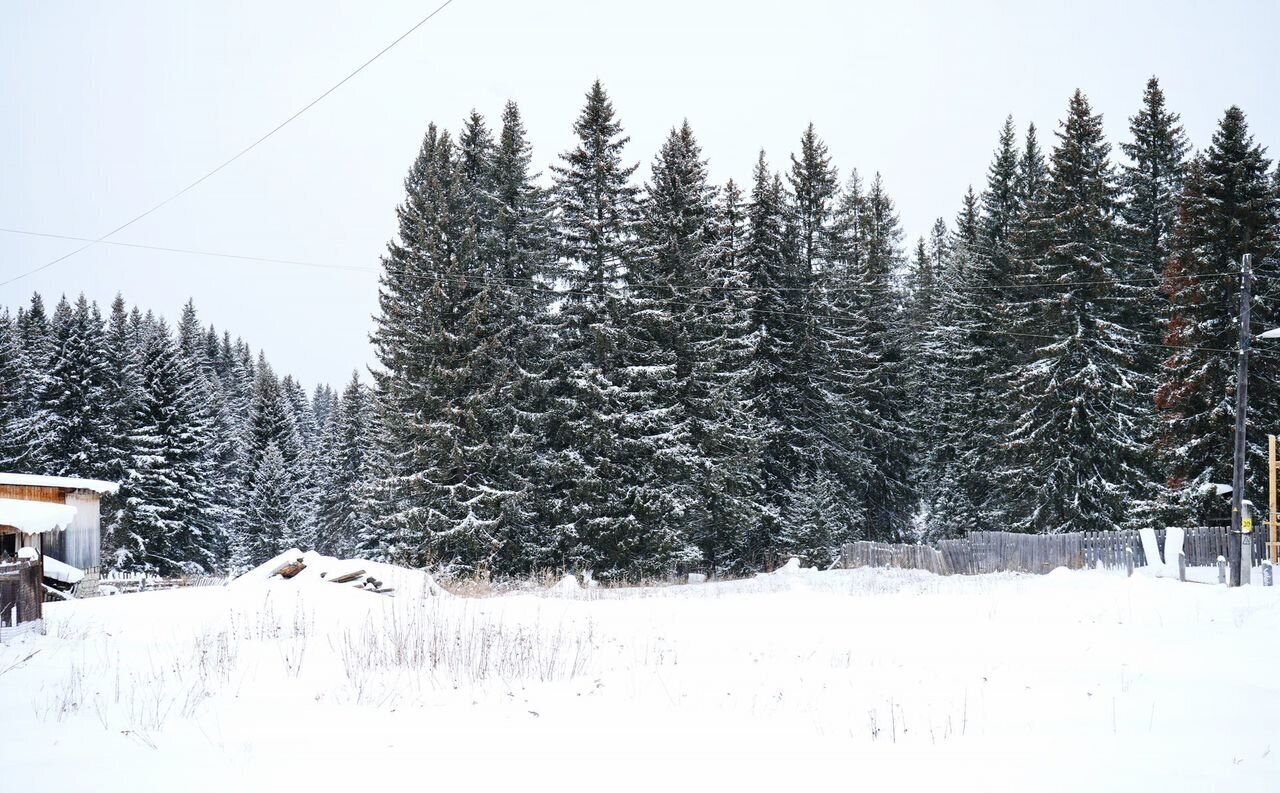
[4,78,1278,580]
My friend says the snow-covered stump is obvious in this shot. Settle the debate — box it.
[1125,547,1134,577]
[1263,561,1274,587]
[1217,556,1227,585]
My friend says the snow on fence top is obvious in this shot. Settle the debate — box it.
[0,472,119,495]
[0,497,78,534]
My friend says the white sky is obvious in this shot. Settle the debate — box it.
[3,0,1278,391]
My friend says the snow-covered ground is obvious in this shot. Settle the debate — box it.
[2,560,1278,791]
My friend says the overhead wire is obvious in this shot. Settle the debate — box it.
[3,226,1274,360]
[0,0,457,289]
[0,226,1249,295]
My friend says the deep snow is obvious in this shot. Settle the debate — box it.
[1,562,1277,791]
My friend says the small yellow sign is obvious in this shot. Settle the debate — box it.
[1243,516,1254,534]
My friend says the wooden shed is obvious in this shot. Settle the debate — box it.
[0,473,119,571]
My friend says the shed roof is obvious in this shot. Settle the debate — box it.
[0,498,78,534]
[0,472,119,495]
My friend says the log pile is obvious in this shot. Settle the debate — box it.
[264,557,396,596]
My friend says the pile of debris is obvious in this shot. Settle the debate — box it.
[237,548,445,599]
[268,556,395,595]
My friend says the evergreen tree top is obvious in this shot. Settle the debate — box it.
[981,116,1021,247]
[955,187,980,246]
[459,109,495,188]
[1045,90,1115,226]
[555,80,637,182]
[1120,77,1189,172]
[1018,124,1049,209]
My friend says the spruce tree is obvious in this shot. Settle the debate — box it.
[1119,77,1190,281]
[1001,90,1148,533]
[0,310,32,470]
[99,294,141,570]
[544,81,646,576]
[918,217,985,537]
[630,121,725,574]
[742,152,796,567]
[850,174,914,539]
[371,121,503,573]
[822,169,876,542]
[116,320,217,574]
[239,442,304,568]
[777,470,840,567]
[683,178,766,574]
[40,295,111,478]
[788,127,861,550]
[316,373,377,557]
[487,100,558,574]
[1156,106,1279,523]
[1018,124,1050,211]
[15,294,55,471]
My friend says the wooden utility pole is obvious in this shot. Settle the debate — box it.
[1271,433,1278,565]
[1230,254,1253,587]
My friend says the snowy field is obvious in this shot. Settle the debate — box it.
[2,559,1278,791]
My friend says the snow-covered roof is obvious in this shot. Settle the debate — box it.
[0,472,119,495]
[1204,482,1234,497]
[41,554,85,585]
[0,498,78,534]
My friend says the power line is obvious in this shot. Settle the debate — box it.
[372,264,1280,361]
[0,228,376,274]
[0,226,1247,295]
[4,226,1273,360]
[0,0,456,290]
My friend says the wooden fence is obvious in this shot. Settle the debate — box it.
[0,560,43,637]
[95,572,227,595]
[841,526,1267,577]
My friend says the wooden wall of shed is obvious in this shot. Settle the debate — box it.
[0,484,66,504]
[61,491,101,569]
[0,485,102,569]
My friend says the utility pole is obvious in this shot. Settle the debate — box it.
[1230,253,1253,587]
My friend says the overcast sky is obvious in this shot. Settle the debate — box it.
[3,0,1278,391]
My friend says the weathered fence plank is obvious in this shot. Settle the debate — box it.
[840,526,1236,578]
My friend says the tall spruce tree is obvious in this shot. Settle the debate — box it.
[488,101,558,574]
[822,169,876,542]
[239,442,305,568]
[1001,90,1149,533]
[543,81,650,577]
[371,122,502,573]
[785,127,839,490]
[683,178,767,573]
[1119,77,1190,281]
[36,295,110,477]
[631,121,726,573]
[316,373,377,557]
[742,152,796,567]
[116,320,218,574]
[99,294,141,570]
[851,173,914,539]
[0,310,31,470]
[1156,106,1279,523]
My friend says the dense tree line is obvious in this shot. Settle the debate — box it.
[4,77,1278,579]
[0,295,377,575]
[370,78,1279,578]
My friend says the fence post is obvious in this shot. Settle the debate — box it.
[1217,555,1227,585]
[1178,551,1186,583]
[1263,561,1273,587]
[1242,535,1253,585]
[1125,547,1134,577]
